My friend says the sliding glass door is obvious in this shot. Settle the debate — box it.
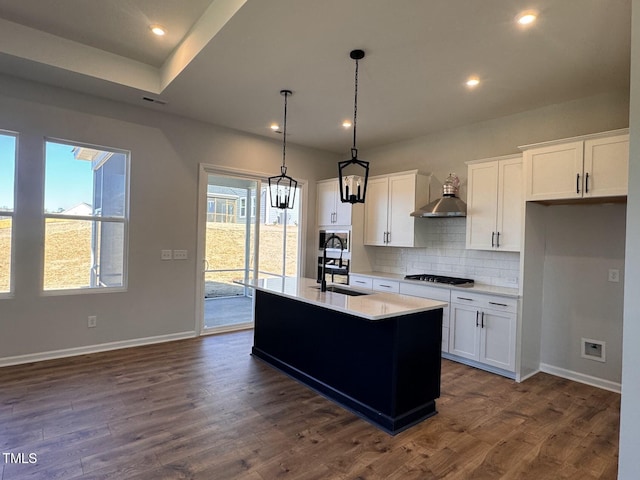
[200,170,301,334]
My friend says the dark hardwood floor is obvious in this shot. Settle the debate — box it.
[0,331,619,479]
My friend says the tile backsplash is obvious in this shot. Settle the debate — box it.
[372,218,520,288]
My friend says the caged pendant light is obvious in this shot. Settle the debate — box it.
[268,89,298,209]
[338,49,370,204]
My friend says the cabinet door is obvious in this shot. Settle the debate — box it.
[363,177,389,246]
[317,180,337,225]
[466,162,499,250]
[334,190,352,225]
[496,158,523,252]
[583,134,629,198]
[479,309,516,372]
[387,173,416,247]
[524,141,583,201]
[449,303,480,361]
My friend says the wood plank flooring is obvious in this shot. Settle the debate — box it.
[0,331,620,479]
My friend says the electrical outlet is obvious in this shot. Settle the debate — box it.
[161,249,172,260]
[88,315,97,328]
[608,269,620,283]
[173,249,188,260]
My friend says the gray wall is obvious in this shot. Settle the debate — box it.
[619,0,640,476]
[0,74,338,360]
[540,203,626,384]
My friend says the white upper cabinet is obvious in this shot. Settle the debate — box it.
[583,134,629,198]
[522,130,629,202]
[363,171,430,247]
[316,179,352,226]
[466,155,523,252]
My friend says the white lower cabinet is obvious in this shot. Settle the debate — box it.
[349,274,373,290]
[399,282,451,353]
[372,278,400,293]
[449,292,517,372]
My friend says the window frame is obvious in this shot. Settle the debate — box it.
[0,130,18,298]
[42,138,130,296]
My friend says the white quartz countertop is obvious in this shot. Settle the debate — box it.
[235,277,447,321]
[352,271,521,298]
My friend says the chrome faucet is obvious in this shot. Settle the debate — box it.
[320,234,345,292]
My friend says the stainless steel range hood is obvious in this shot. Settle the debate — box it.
[410,173,467,217]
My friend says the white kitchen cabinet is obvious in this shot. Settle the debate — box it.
[363,171,430,247]
[372,278,400,293]
[399,282,451,353]
[522,130,629,202]
[317,178,352,226]
[466,154,523,252]
[449,291,517,372]
[349,274,373,289]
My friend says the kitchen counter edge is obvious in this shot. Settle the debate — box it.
[351,271,521,298]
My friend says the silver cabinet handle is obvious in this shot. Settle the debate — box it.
[354,280,367,284]
[387,231,391,243]
[456,297,474,301]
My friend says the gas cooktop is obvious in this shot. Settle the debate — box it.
[404,274,474,287]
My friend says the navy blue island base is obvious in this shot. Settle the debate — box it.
[251,290,443,435]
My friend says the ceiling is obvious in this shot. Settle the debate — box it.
[0,0,631,154]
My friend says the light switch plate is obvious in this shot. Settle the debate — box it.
[173,249,188,260]
[161,249,172,260]
[608,269,620,283]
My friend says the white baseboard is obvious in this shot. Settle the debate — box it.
[539,363,621,394]
[0,331,197,368]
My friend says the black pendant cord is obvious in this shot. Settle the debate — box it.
[352,57,359,156]
[281,90,289,174]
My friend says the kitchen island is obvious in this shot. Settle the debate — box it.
[238,277,447,434]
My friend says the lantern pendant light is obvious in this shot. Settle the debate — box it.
[268,89,298,209]
[338,49,370,204]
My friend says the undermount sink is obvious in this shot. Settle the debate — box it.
[313,285,371,296]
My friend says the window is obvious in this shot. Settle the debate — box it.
[239,197,247,218]
[0,132,17,295]
[44,140,129,292]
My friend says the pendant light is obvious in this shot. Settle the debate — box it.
[338,49,370,204]
[268,89,298,209]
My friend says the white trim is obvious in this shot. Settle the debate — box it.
[539,363,621,394]
[518,128,629,150]
[0,331,196,368]
[441,353,517,380]
[517,368,541,383]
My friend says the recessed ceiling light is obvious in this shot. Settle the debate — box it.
[270,124,280,131]
[516,11,537,26]
[342,121,352,128]
[466,76,480,88]
[150,25,167,36]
